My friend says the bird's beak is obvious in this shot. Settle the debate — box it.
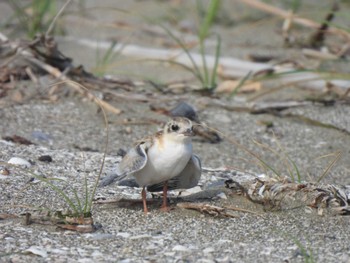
[182,128,193,136]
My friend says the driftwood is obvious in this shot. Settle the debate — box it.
[68,36,350,95]
[177,202,238,218]
[236,0,350,41]
[22,212,96,233]
[0,213,18,220]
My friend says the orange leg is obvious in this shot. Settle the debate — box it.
[141,186,149,213]
[160,181,170,212]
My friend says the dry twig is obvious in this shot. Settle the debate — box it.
[177,202,238,218]
[236,0,350,40]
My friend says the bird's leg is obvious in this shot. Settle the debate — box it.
[141,186,149,213]
[160,181,170,212]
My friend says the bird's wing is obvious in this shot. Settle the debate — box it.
[99,141,150,187]
[117,140,150,178]
[147,154,201,192]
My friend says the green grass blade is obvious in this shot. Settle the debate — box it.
[210,34,221,89]
[288,157,301,183]
[6,0,30,30]
[283,232,315,263]
[149,58,204,82]
[199,41,209,88]
[198,0,221,41]
[72,189,83,215]
[102,40,118,64]
[250,142,281,178]
[35,175,79,215]
[88,116,108,213]
[158,24,204,84]
[273,134,301,183]
[83,174,89,214]
[291,0,302,13]
[30,0,52,37]
[230,71,252,97]
[317,151,342,183]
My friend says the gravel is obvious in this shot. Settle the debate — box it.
[1,97,350,262]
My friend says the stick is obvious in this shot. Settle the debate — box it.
[22,53,122,114]
[236,0,350,40]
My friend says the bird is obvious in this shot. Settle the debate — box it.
[108,117,201,213]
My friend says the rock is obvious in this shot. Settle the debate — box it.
[31,131,52,141]
[172,245,191,252]
[8,157,31,168]
[38,155,53,162]
[216,192,227,200]
[0,167,10,175]
[24,246,48,258]
[117,232,131,238]
[169,102,199,122]
[203,247,215,253]
[177,186,202,196]
[85,233,114,240]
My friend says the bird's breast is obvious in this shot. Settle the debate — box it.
[149,140,192,171]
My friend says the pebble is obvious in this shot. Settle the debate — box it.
[172,245,191,252]
[203,247,215,253]
[169,102,198,121]
[8,157,32,168]
[129,234,152,240]
[31,131,52,141]
[216,192,227,200]
[0,167,10,175]
[117,232,131,238]
[85,233,115,240]
[24,246,48,258]
[177,186,202,196]
[38,155,53,162]
[91,251,104,258]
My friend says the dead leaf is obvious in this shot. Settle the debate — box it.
[177,202,238,218]
[0,213,18,219]
[11,90,24,102]
[2,135,34,145]
[216,80,261,94]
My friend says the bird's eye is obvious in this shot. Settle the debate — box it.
[171,124,179,131]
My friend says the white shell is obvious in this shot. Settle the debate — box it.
[8,157,32,168]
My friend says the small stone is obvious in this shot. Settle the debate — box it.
[38,155,53,162]
[124,127,132,134]
[24,246,48,258]
[172,245,191,252]
[117,148,127,157]
[0,167,10,175]
[129,234,151,240]
[31,131,52,141]
[216,192,227,200]
[91,250,103,258]
[203,247,215,253]
[85,233,114,240]
[117,232,131,238]
[8,157,31,168]
[169,102,198,121]
[178,186,202,196]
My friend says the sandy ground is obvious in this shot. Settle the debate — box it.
[1,0,350,262]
